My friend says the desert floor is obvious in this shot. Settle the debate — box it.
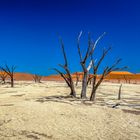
[0,81,139,140]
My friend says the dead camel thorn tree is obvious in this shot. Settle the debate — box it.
[0,70,7,84]
[87,74,94,86]
[52,37,76,97]
[75,72,80,86]
[123,75,131,84]
[77,31,106,99]
[33,74,42,83]
[90,49,127,101]
[0,64,16,87]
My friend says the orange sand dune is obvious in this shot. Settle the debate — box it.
[109,71,133,75]
[0,72,34,81]
[0,71,140,82]
[105,71,140,80]
[42,74,63,81]
[14,73,33,81]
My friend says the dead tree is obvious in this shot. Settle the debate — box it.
[0,64,16,87]
[77,32,92,98]
[123,75,128,83]
[90,48,127,101]
[123,75,131,84]
[77,32,106,98]
[33,74,42,83]
[52,38,76,97]
[117,78,121,83]
[0,71,7,84]
[87,74,93,85]
[118,84,122,100]
[75,72,80,86]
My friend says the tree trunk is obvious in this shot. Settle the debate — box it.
[2,78,5,84]
[87,78,92,86]
[118,84,122,100]
[75,77,79,86]
[70,82,76,97]
[90,87,97,101]
[75,81,78,86]
[3,79,5,84]
[81,72,88,98]
[89,79,92,85]
[11,77,14,87]
[70,88,76,97]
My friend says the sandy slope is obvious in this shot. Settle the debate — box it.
[0,81,139,140]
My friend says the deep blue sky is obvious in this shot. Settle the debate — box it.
[0,0,140,75]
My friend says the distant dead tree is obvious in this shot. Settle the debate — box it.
[87,74,93,85]
[123,75,132,84]
[75,72,80,86]
[128,78,131,84]
[90,49,127,101]
[123,75,128,83]
[0,64,16,87]
[0,71,7,84]
[33,74,42,83]
[118,84,122,100]
[117,78,121,83]
[52,38,76,97]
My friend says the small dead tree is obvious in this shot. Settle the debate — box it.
[0,64,16,87]
[123,75,128,83]
[90,49,127,101]
[87,74,93,85]
[52,38,76,97]
[118,84,122,100]
[75,72,80,86]
[33,74,42,83]
[0,71,7,84]
[123,75,131,84]
[117,78,121,83]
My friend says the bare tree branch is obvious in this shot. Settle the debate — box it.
[83,33,92,63]
[59,37,68,67]
[52,68,71,87]
[52,37,76,97]
[0,64,16,87]
[77,31,83,62]
[90,49,127,101]
[95,47,111,72]
[0,71,7,84]
[89,32,106,56]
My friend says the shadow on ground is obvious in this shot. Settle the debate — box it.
[35,95,94,106]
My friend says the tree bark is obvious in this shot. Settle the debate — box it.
[0,64,16,88]
[118,84,122,100]
[75,73,79,86]
[3,78,5,84]
[70,85,76,97]
[11,77,14,87]
[1,78,6,84]
[64,67,76,97]
[90,86,97,101]
[81,71,88,98]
